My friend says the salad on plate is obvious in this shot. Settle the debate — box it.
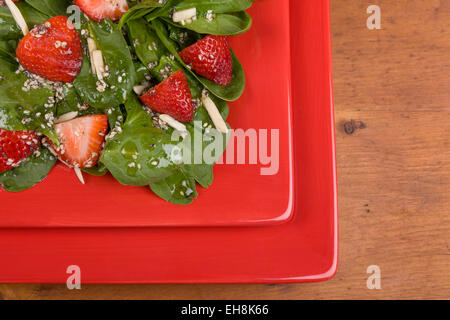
[0,0,253,204]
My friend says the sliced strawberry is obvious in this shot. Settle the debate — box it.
[139,70,194,123]
[75,0,129,22]
[179,35,232,86]
[16,16,82,83]
[0,128,40,173]
[49,115,108,168]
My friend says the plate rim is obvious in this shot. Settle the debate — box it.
[0,0,338,284]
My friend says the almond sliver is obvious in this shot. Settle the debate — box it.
[201,92,229,134]
[133,82,149,95]
[5,0,29,36]
[159,114,188,138]
[87,38,97,74]
[74,166,85,185]
[92,50,105,80]
[54,111,78,124]
[172,8,197,23]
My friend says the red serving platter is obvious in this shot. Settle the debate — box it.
[0,0,294,228]
[0,0,337,283]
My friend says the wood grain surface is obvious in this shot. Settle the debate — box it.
[1,0,449,299]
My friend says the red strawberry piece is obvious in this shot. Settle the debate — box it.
[0,128,40,173]
[139,70,194,123]
[74,0,129,22]
[179,35,232,86]
[48,115,108,168]
[16,16,82,83]
[0,0,19,4]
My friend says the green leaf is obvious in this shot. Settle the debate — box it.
[181,163,212,188]
[166,22,202,47]
[146,0,253,22]
[118,0,162,29]
[82,163,108,176]
[134,61,152,84]
[174,0,253,13]
[126,18,168,70]
[0,147,56,192]
[0,2,49,40]
[0,58,58,143]
[25,0,72,17]
[152,19,245,101]
[145,0,179,21]
[100,96,181,186]
[149,168,198,205]
[0,40,17,62]
[162,11,252,36]
[74,19,136,109]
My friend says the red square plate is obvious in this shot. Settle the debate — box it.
[0,0,337,283]
[0,0,294,228]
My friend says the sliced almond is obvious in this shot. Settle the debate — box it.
[45,144,58,157]
[87,38,97,74]
[159,114,188,138]
[5,0,29,36]
[92,50,105,80]
[133,81,149,95]
[74,166,85,185]
[54,111,78,124]
[201,92,229,134]
[172,8,197,23]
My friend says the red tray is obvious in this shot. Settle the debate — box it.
[0,0,337,283]
[0,0,294,228]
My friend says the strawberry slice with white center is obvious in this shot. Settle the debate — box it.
[48,114,108,169]
[74,0,129,22]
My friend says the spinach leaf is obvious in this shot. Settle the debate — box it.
[167,22,202,47]
[152,18,245,101]
[0,40,17,62]
[0,2,48,40]
[154,99,229,193]
[0,147,56,192]
[181,163,212,188]
[25,0,72,17]
[118,0,162,29]
[126,18,168,70]
[0,58,58,143]
[162,11,252,36]
[134,61,152,84]
[180,104,229,184]
[56,85,85,116]
[0,6,21,40]
[146,0,252,21]
[145,0,179,21]
[82,163,108,176]
[74,19,136,109]
[100,96,180,186]
[173,0,253,13]
[149,168,198,205]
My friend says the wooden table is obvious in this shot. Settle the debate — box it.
[1,0,449,299]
